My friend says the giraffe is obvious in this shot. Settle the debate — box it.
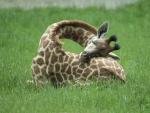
[31,20,126,86]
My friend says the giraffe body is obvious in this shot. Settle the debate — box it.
[31,20,126,86]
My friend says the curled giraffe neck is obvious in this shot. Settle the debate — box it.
[44,20,97,47]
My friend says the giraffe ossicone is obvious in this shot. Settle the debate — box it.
[31,20,126,87]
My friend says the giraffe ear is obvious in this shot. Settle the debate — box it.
[98,22,109,38]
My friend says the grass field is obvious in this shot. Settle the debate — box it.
[0,0,150,113]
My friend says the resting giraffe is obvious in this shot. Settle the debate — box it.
[31,20,126,86]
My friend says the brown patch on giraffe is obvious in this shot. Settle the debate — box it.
[82,68,92,78]
[70,29,77,41]
[58,55,63,62]
[33,65,40,74]
[72,66,78,75]
[80,36,88,47]
[55,63,61,72]
[53,35,63,47]
[36,57,44,66]
[49,42,55,49]
[64,55,69,62]
[55,73,63,82]
[71,32,78,41]
[83,40,89,47]
[51,54,58,64]
[91,70,99,80]
[41,65,47,75]
[90,65,97,69]
[48,72,55,79]
[79,64,86,68]
[72,66,78,73]
[76,73,81,78]
[116,69,121,76]
[55,47,63,54]
[76,28,85,43]
[69,75,73,80]
[62,63,68,72]
[78,38,84,46]
[71,60,79,66]
[71,29,77,36]
[58,27,64,36]
[85,31,93,36]
[76,68,83,74]
[98,62,105,67]
[114,61,121,70]
[45,48,51,65]
[66,65,72,74]
[32,59,36,64]
[41,33,47,40]
[91,59,97,64]
[39,35,47,48]
[80,76,86,81]
[62,73,67,80]
[105,60,113,66]
[76,28,84,36]
[39,51,44,57]
[65,26,73,36]
[75,55,79,59]
[68,56,74,64]
[100,68,112,76]
[48,64,54,72]
[82,32,93,46]
[43,40,49,48]
[83,36,88,42]
[92,70,99,76]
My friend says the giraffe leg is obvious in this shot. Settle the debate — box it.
[31,58,47,87]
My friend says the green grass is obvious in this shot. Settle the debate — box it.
[0,0,150,113]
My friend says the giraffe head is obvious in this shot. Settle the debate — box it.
[80,22,120,63]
